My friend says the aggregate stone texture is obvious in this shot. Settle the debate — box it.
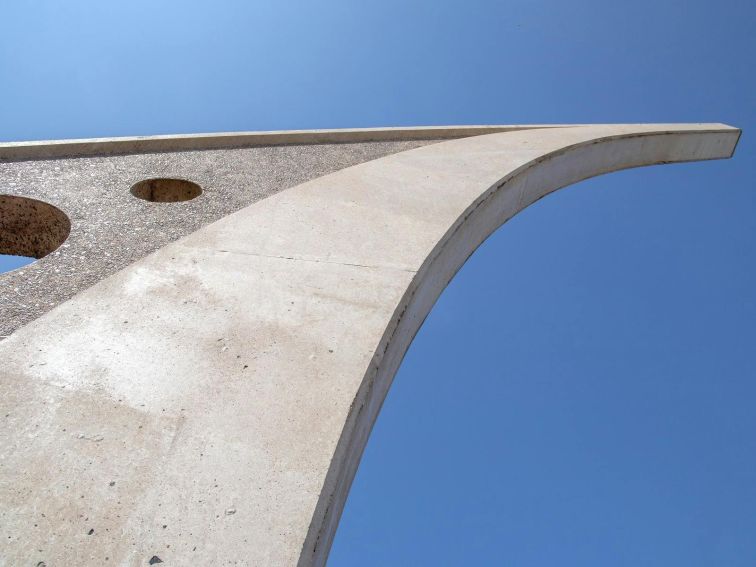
[0,139,440,338]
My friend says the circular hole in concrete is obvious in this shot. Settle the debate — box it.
[130,178,202,203]
[0,195,71,271]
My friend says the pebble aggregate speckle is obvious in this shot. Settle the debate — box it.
[0,139,439,338]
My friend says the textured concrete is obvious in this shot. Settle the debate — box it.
[0,195,70,258]
[0,139,441,338]
[0,124,740,566]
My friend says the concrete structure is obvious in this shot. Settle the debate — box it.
[0,124,740,565]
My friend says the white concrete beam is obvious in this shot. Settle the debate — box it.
[0,124,740,566]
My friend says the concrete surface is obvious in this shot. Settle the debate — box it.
[0,195,70,259]
[0,138,442,338]
[0,125,566,161]
[0,124,740,566]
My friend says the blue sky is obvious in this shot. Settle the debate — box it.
[1,1,754,565]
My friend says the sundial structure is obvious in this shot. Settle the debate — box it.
[0,124,741,565]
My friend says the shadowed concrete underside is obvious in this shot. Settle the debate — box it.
[0,124,740,566]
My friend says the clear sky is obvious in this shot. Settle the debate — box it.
[1,1,754,565]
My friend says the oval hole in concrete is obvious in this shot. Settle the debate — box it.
[0,195,71,270]
[130,178,202,203]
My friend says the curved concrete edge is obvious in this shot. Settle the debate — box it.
[0,124,740,566]
[2,124,579,161]
[302,124,741,565]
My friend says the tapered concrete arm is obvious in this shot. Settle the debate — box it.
[0,124,739,566]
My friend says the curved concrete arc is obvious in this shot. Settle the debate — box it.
[297,124,740,564]
[0,124,739,566]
